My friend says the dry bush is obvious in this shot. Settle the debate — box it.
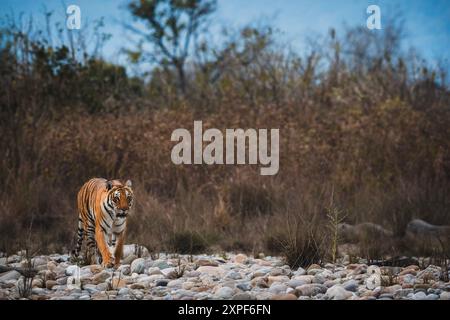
[266,212,328,269]
[168,231,209,254]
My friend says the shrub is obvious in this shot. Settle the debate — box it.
[168,231,209,254]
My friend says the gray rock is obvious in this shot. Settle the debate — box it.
[269,283,288,295]
[339,222,393,242]
[65,265,80,276]
[417,265,442,282]
[334,270,348,278]
[326,285,353,300]
[172,289,194,299]
[51,254,69,263]
[167,279,183,288]
[147,267,163,276]
[118,288,130,295]
[412,291,427,300]
[156,279,169,287]
[427,288,441,295]
[130,258,146,274]
[122,254,138,265]
[161,267,178,279]
[320,269,334,278]
[286,287,296,295]
[342,279,359,292]
[307,268,323,276]
[143,274,164,282]
[0,270,20,282]
[51,295,78,300]
[287,279,307,288]
[225,271,242,280]
[133,292,144,300]
[400,273,416,285]
[216,286,234,299]
[122,244,139,259]
[117,264,131,276]
[440,291,450,300]
[393,289,414,299]
[379,293,394,299]
[195,258,219,267]
[237,282,252,292]
[31,256,48,267]
[152,260,170,270]
[295,284,327,297]
[425,294,439,300]
[295,267,306,276]
[52,285,67,291]
[292,275,314,284]
[232,293,256,300]
[251,267,272,278]
[6,255,21,263]
[406,219,450,237]
[184,271,201,277]
[96,283,108,291]
[269,268,289,276]
[56,276,68,285]
[196,266,226,278]
[80,269,93,278]
[365,274,381,290]
[313,274,326,284]
[92,271,110,284]
[83,284,99,294]
[31,288,46,295]
[324,279,338,288]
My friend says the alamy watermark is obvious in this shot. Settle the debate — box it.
[66,5,81,30]
[367,5,382,30]
[171,121,279,176]
[64,4,380,32]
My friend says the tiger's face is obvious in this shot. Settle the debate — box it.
[107,180,134,218]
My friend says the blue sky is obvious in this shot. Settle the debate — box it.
[1,0,449,70]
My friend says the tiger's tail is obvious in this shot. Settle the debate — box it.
[73,218,84,257]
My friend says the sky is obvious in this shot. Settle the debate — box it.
[1,0,449,71]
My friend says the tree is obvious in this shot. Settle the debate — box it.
[127,0,217,94]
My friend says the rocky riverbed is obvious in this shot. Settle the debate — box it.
[1,247,449,300]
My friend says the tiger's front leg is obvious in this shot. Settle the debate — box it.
[114,231,126,267]
[95,225,114,268]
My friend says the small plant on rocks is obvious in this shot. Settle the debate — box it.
[174,258,186,278]
[326,189,347,263]
[17,250,35,299]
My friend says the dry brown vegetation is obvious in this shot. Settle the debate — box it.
[0,7,449,267]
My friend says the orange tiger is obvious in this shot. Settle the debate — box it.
[73,178,134,268]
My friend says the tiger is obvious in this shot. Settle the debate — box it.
[73,178,134,268]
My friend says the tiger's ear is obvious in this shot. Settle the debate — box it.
[106,181,113,190]
[125,180,132,188]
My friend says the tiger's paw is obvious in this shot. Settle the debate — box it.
[101,258,115,269]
